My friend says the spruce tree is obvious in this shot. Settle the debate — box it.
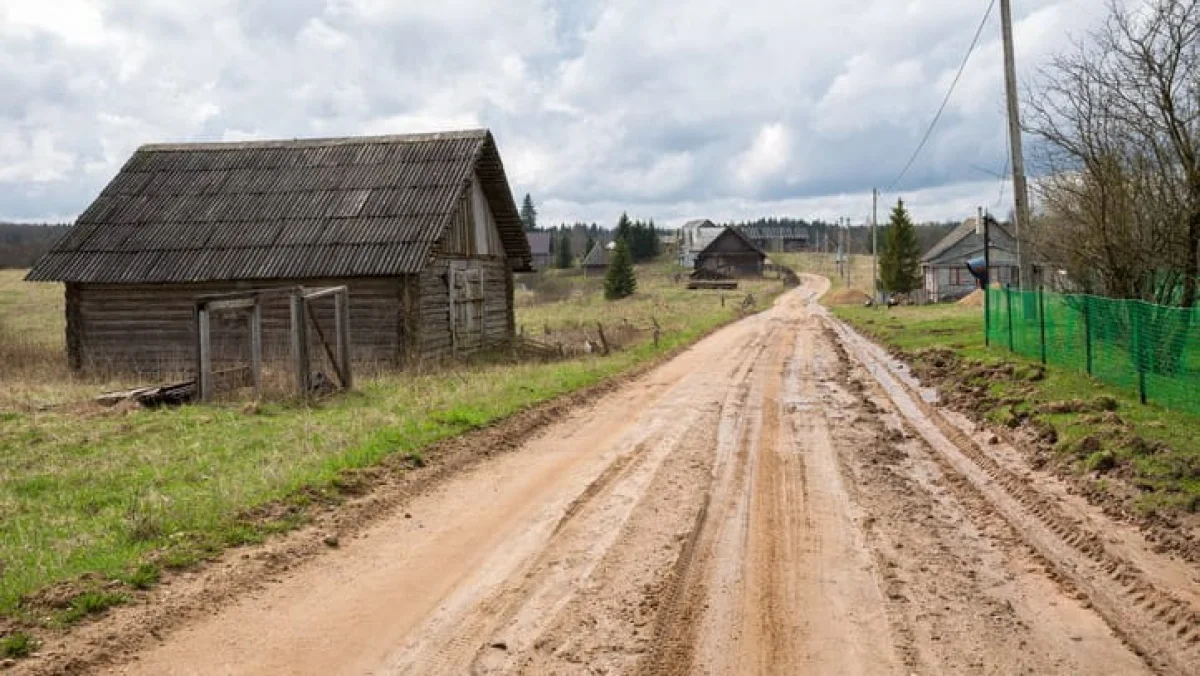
[554,232,573,268]
[604,239,637,300]
[879,198,922,294]
[616,212,632,244]
[520,193,538,232]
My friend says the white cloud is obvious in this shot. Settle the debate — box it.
[0,0,1121,224]
[734,124,791,189]
[0,130,75,183]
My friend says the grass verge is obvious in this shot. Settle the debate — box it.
[0,262,789,632]
[833,301,1200,517]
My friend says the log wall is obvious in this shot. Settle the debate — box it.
[68,277,413,375]
[416,256,513,363]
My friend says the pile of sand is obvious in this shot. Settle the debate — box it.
[957,289,985,307]
[826,288,872,305]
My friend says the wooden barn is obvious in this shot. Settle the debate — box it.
[26,130,532,374]
[695,227,766,277]
[581,241,612,272]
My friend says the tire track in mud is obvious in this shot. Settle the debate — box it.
[383,312,781,675]
[827,313,1200,676]
[641,292,900,676]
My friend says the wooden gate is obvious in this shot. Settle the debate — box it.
[448,261,484,354]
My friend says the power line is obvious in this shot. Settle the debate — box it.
[887,0,998,192]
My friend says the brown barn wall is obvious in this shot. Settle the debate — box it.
[68,277,411,375]
[697,252,764,277]
[416,256,513,363]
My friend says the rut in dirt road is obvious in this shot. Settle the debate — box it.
[79,277,1192,676]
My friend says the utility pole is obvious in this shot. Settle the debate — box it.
[1000,0,1030,289]
[871,188,879,304]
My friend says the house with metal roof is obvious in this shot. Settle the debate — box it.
[27,129,531,373]
[676,219,722,268]
[921,217,1018,302]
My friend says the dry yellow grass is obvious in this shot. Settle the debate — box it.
[772,252,877,299]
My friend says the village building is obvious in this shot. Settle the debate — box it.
[26,129,532,373]
[737,224,811,252]
[695,227,767,277]
[525,231,552,270]
[581,241,612,272]
[922,217,1019,302]
[676,219,723,268]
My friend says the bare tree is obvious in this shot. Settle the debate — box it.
[1026,0,1200,306]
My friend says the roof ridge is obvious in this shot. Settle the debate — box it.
[138,129,490,152]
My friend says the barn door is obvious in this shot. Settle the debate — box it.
[449,261,484,354]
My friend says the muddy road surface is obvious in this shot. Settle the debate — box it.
[93,277,1194,675]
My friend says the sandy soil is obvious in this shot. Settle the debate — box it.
[22,276,1197,676]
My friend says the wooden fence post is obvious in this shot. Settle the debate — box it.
[335,289,353,390]
[291,291,310,397]
[197,303,212,403]
[250,300,263,400]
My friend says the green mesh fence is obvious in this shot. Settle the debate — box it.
[985,288,1200,413]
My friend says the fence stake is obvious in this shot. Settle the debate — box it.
[1038,285,1047,364]
[1005,286,1015,353]
[291,291,310,398]
[983,285,990,347]
[197,304,212,403]
[1083,296,1093,376]
[1131,303,1147,405]
[250,300,263,399]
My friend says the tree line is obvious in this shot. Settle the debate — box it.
[0,223,71,269]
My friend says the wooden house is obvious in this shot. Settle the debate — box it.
[695,227,766,277]
[26,130,532,373]
[581,241,612,272]
[738,224,810,252]
[921,217,1018,302]
[526,231,552,270]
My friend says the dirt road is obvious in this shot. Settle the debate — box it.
[99,277,1195,675]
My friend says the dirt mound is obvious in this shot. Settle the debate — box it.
[957,289,985,307]
[825,288,871,305]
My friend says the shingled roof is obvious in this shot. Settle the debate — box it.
[27,129,531,283]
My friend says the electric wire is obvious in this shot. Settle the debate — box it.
[887,0,998,192]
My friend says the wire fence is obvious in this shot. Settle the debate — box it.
[986,288,1200,414]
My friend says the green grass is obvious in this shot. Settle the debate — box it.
[0,632,37,658]
[0,262,788,625]
[832,301,1200,514]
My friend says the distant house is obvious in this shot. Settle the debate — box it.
[26,129,532,373]
[582,241,612,272]
[738,224,810,252]
[526,232,552,270]
[922,217,1018,302]
[696,227,766,277]
[677,219,723,268]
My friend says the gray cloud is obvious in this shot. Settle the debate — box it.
[0,0,1115,225]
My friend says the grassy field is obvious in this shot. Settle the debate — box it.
[773,252,877,300]
[833,301,1200,515]
[0,263,788,636]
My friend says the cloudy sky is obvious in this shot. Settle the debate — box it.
[0,0,1116,227]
